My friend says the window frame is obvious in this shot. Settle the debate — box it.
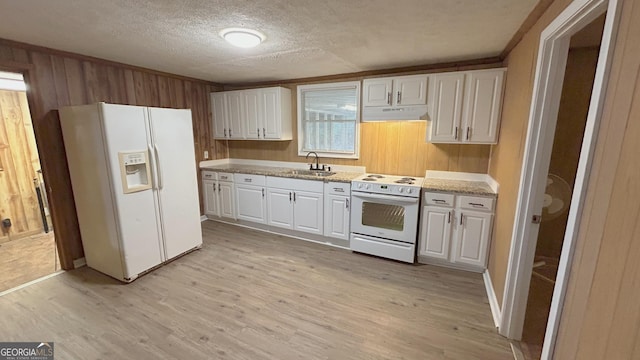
[296,81,361,159]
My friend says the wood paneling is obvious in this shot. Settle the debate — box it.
[487,0,577,307]
[0,90,42,243]
[0,39,226,269]
[554,0,640,357]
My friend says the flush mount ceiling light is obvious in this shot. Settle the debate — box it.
[220,28,265,48]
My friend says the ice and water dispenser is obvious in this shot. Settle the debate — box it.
[118,150,152,193]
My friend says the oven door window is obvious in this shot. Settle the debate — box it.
[361,202,405,231]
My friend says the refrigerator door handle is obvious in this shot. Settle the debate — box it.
[154,144,163,190]
[148,144,157,189]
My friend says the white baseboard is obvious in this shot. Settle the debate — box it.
[73,257,86,269]
[200,215,208,222]
[483,269,502,328]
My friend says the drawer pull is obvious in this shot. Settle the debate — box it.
[244,178,252,183]
[433,199,447,203]
[334,188,344,193]
[469,202,485,207]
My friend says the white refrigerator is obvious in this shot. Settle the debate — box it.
[60,103,203,282]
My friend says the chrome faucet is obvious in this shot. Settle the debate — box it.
[305,151,322,170]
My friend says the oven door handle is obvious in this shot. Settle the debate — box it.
[352,192,419,204]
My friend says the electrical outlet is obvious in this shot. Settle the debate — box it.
[204,150,209,159]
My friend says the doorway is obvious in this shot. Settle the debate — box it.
[0,71,59,293]
[519,15,606,359]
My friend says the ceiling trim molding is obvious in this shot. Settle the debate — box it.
[224,56,503,89]
[0,37,222,87]
[500,0,556,59]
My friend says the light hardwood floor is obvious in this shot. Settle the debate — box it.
[0,221,513,359]
[0,231,58,292]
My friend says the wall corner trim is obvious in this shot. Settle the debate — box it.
[484,269,502,328]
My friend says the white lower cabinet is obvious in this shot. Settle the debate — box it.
[266,177,323,236]
[418,191,494,272]
[234,174,267,224]
[323,182,350,240]
[202,171,235,220]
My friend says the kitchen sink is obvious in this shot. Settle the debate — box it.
[289,169,336,177]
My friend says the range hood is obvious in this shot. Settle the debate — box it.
[361,105,429,122]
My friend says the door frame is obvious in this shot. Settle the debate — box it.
[0,61,74,269]
[499,0,621,357]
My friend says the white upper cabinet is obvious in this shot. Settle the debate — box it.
[427,68,506,144]
[211,91,244,139]
[362,74,427,107]
[462,70,505,143]
[428,72,465,142]
[212,87,292,141]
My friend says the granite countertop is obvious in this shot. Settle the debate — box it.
[201,164,362,183]
[422,178,497,197]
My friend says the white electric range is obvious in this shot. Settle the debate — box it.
[350,173,424,263]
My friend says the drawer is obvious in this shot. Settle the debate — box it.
[423,192,455,207]
[201,171,217,181]
[266,176,323,192]
[325,182,350,196]
[457,195,494,212]
[217,172,234,182]
[233,173,265,186]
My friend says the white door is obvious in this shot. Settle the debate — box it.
[226,91,244,139]
[211,92,227,139]
[293,191,323,235]
[462,70,504,143]
[324,195,350,240]
[101,104,163,278]
[394,75,428,106]
[148,107,203,260]
[266,188,294,229]
[362,78,393,107]
[454,211,492,268]
[236,184,266,223]
[219,182,235,219]
[261,87,281,139]
[418,206,452,260]
[203,180,219,217]
[429,73,465,142]
[244,89,261,139]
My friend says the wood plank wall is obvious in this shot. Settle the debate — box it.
[0,39,226,269]
[554,0,640,357]
[0,90,42,243]
[225,65,502,177]
[488,0,640,357]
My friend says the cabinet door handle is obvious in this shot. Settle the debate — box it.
[454,126,458,140]
[262,188,265,197]
[224,128,227,137]
[218,183,221,192]
[293,192,296,202]
[466,127,470,140]
[460,213,464,226]
[263,128,266,137]
[257,128,260,138]
[448,211,451,224]
[346,199,349,209]
[229,129,232,137]
[387,92,392,105]
[289,192,292,202]
[397,91,401,104]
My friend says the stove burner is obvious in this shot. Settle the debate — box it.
[395,179,415,184]
[361,178,377,181]
[366,174,384,178]
[400,177,416,181]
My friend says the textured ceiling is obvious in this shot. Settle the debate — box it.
[0,0,538,84]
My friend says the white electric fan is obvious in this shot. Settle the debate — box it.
[541,173,572,222]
